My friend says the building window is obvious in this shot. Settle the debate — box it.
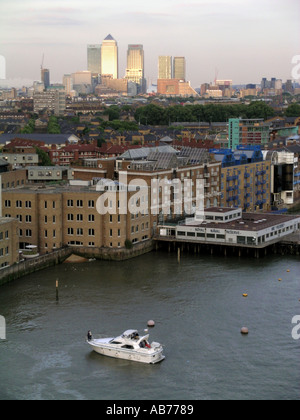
[88,214,95,222]
[77,200,83,208]
[88,200,95,208]
[68,228,74,235]
[16,200,22,208]
[25,201,32,208]
[77,214,83,222]
[67,200,74,207]
[88,229,95,236]
[67,214,73,221]
[77,228,83,236]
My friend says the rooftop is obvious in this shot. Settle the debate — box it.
[182,211,300,233]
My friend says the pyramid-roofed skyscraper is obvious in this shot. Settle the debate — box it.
[101,34,118,79]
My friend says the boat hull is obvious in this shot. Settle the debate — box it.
[88,340,165,364]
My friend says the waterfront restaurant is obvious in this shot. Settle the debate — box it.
[158,207,300,248]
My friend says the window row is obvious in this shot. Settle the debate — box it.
[67,200,95,208]
[20,228,96,238]
[5,200,32,208]
[4,199,96,209]
[67,214,95,222]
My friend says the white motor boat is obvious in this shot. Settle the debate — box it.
[86,329,165,364]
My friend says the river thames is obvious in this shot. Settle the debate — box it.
[0,251,299,400]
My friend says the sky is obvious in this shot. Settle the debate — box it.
[0,0,300,88]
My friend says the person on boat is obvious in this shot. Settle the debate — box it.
[87,331,92,341]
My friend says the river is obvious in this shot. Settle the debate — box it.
[0,251,299,400]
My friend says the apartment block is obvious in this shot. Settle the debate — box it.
[116,146,221,230]
[0,218,19,269]
[211,147,271,211]
[229,118,270,149]
[2,183,151,254]
[33,90,66,116]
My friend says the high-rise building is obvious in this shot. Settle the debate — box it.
[228,118,270,150]
[173,57,185,81]
[87,44,101,75]
[62,74,73,96]
[125,44,146,93]
[41,68,50,89]
[158,56,172,79]
[33,90,66,116]
[101,34,118,79]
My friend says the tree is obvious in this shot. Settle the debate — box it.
[47,116,61,134]
[244,101,275,119]
[103,106,120,121]
[134,104,167,125]
[285,103,300,117]
[35,147,53,166]
[20,119,35,134]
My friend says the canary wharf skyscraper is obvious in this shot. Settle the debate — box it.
[101,34,118,79]
[125,44,146,93]
[173,57,186,81]
[87,44,101,75]
[158,56,172,79]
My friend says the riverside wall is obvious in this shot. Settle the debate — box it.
[0,240,155,287]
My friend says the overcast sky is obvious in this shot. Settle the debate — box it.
[0,0,299,87]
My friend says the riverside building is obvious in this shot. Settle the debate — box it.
[2,182,151,255]
[210,146,272,212]
[157,207,300,250]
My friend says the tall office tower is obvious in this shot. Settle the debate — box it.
[158,56,172,79]
[87,44,101,74]
[270,77,276,89]
[41,68,50,89]
[173,57,186,81]
[101,34,118,79]
[62,74,73,96]
[125,44,146,93]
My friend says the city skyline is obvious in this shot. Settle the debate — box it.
[0,0,299,88]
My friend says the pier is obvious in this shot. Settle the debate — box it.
[154,208,300,258]
[154,233,300,258]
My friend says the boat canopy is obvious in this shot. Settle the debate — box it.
[122,329,138,338]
